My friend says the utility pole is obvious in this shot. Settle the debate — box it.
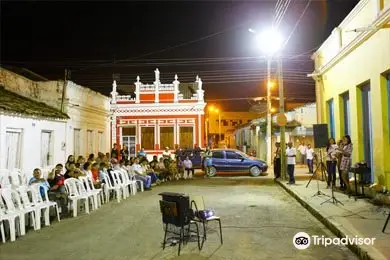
[218,112,221,144]
[278,57,286,180]
[266,59,272,166]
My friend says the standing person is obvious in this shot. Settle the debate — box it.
[336,140,345,189]
[121,145,129,161]
[326,138,338,188]
[137,148,147,159]
[306,144,314,174]
[203,146,212,178]
[286,142,296,184]
[162,147,171,160]
[111,144,119,159]
[338,135,353,194]
[298,142,307,165]
[273,142,281,179]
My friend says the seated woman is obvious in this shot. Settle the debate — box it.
[64,163,85,179]
[29,168,51,197]
[168,160,181,181]
[91,163,102,188]
[156,157,169,182]
[141,159,160,184]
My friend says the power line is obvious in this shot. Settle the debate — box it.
[282,0,313,51]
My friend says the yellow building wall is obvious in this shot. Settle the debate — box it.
[207,112,259,138]
[315,0,390,188]
[319,30,390,188]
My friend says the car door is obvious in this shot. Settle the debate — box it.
[225,151,243,171]
[211,150,226,170]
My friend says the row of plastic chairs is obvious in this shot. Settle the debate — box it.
[0,183,60,243]
[64,168,144,218]
[0,167,53,188]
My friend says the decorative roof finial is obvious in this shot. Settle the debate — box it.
[136,76,140,82]
[196,75,199,81]
[174,74,178,81]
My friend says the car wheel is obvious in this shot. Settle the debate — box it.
[208,166,217,177]
[249,166,261,177]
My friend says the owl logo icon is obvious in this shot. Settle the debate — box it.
[293,232,311,250]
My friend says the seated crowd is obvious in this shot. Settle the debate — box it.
[23,149,196,217]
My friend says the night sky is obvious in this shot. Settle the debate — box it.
[1,0,359,111]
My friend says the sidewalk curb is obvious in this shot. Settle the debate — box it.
[276,180,377,260]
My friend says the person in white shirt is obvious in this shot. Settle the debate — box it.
[286,142,297,184]
[298,143,307,165]
[162,147,171,160]
[131,158,152,189]
[305,144,314,174]
[183,156,194,179]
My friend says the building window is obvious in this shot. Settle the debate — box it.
[327,99,335,138]
[73,129,81,157]
[360,83,373,169]
[122,127,136,157]
[160,127,174,149]
[98,132,104,153]
[5,128,22,170]
[41,131,53,168]
[87,130,93,155]
[179,126,193,149]
[222,120,228,126]
[341,92,351,136]
[141,127,155,150]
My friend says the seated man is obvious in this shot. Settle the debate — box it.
[29,168,51,197]
[47,166,69,217]
[131,158,152,190]
[168,160,181,181]
[183,156,194,179]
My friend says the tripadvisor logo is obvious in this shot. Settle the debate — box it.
[293,232,376,250]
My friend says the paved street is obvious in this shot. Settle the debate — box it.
[0,179,357,260]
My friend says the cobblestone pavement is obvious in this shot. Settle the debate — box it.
[0,179,357,260]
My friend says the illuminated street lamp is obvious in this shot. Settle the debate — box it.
[249,27,284,178]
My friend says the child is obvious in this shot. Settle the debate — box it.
[183,156,194,179]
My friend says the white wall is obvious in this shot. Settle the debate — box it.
[0,114,67,173]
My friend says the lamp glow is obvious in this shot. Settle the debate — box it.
[256,29,283,55]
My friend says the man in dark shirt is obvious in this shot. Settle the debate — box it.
[111,143,119,159]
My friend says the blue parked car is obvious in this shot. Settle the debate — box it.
[207,149,268,177]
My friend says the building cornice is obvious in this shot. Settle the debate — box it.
[311,6,390,76]
[0,111,68,122]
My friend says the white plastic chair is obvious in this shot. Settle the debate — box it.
[9,169,27,188]
[15,186,42,230]
[0,203,21,243]
[29,183,60,225]
[112,170,129,199]
[118,169,136,196]
[78,176,102,209]
[123,170,137,196]
[0,169,11,188]
[64,178,90,217]
[1,188,37,235]
[101,172,122,203]
[128,169,144,192]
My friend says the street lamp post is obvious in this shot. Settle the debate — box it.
[216,109,221,144]
[277,57,286,181]
[266,59,272,166]
[249,27,283,172]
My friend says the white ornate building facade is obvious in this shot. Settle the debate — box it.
[110,69,206,159]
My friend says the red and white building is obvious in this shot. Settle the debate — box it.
[110,69,206,159]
